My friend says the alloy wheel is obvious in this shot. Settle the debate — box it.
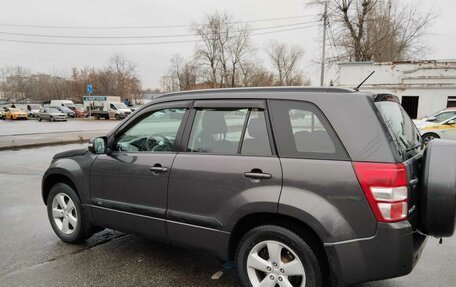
[51,193,78,235]
[247,240,306,287]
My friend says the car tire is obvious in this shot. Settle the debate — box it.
[115,114,120,120]
[422,133,439,144]
[50,116,55,122]
[236,225,322,287]
[37,116,42,122]
[420,139,456,237]
[95,115,100,120]
[46,183,95,243]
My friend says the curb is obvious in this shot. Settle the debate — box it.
[0,138,91,151]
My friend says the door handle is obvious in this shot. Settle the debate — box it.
[149,165,168,173]
[244,171,272,180]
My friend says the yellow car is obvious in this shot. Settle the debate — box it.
[4,108,28,120]
[419,116,456,143]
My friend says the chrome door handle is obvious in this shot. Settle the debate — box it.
[149,166,168,173]
[244,172,272,180]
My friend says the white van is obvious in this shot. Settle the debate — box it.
[49,100,76,109]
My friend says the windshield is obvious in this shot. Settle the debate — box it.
[9,108,22,112]
[114,103,129,109]
[375,101,423,161]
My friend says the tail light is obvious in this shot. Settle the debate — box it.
[353,162,408,222]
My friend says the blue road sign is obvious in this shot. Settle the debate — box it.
[86,84,93,94]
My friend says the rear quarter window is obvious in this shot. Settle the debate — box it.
[269,100,348,160]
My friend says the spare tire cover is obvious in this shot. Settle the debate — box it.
[421,139,456,237]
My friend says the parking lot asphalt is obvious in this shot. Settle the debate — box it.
[0,144,455,287]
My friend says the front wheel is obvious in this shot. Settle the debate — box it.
[37,116,42,122]
[236,225,322,287]
[46,183,95,243]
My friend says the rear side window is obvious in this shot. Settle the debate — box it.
[187,108,273,156]
[187,109,248,154]
[270,100,347,160]
[375,101,422,160]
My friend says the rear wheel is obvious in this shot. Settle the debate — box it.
[422,133,439,144]
[47,183,95,243]
[50,116,55,122]
[236,225,322,287]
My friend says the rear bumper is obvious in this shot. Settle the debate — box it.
[324,221,427,286]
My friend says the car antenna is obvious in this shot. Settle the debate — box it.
[354,71,375,92]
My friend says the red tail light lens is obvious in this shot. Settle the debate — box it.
[353,162,408,222]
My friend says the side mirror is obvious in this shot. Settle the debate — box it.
[88,137,107,154]
[427,116,437,122]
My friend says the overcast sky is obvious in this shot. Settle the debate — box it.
[0,0,453,89]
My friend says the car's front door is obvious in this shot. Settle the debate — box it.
[90,101,190,240]
[166,100,282,257]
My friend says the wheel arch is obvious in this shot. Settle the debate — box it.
[228,212,330,284]
[42,173,79,205]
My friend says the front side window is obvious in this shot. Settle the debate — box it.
[116,108,186,152]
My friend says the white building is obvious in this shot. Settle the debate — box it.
[337,60,456,119]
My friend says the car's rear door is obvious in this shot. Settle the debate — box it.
[89,101,191,241]
[166,99,282,257]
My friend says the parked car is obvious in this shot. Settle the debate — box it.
[27,104,43,118]
[414,107,456,128]
[3,107,28,120]
[0,106,6,119]
[42,88,456,287]
[36,108,67,122]
[419,115,456,143]
[108,102,132,120]
[50,106,75,118]
[68,106,87,118]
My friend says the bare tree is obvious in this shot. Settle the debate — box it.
[193,12,252,88]
[169,54,199,91]
[194,14,222,87]
[316,0,435,62]
[0,66,31,101]
[268,41,305,86]
[107,53,141,100]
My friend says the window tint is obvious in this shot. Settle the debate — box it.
[241,110,272,156]
[116,108,186,152]
[187,109,248,154]
[375,101,422,160]
[270,100,346,160]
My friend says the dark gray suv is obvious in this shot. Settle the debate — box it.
[42,88,456,287]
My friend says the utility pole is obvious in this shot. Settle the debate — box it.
[320,0,328,87]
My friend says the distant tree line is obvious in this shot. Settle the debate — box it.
[0,54,142,103]
[160,12,309,92]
